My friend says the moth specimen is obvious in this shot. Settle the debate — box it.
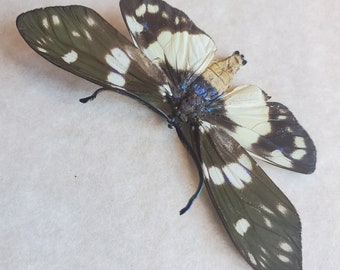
[16,0,316,269]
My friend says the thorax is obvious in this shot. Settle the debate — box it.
[169,52,245,124]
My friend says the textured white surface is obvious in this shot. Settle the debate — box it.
[1,0,339,269]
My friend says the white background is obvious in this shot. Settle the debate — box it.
[1,0,339,269]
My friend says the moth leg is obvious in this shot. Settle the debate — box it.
[179,174,204,215]
[201,51,247,93]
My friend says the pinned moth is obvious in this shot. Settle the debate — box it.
[16,1,316,269]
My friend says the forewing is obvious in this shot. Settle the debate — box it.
[120,0,216,88]
[198,123,302,270]
[203,85,316,174]
[16,5,173,117]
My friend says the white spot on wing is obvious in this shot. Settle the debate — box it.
[260,246,269,255]
[277,204,288,215]
[278,254,290,263]
[72,31,81,37]
[199,121,214,133]
[208,166,225,185]
[230,127,259,149]
[135,4,146,17]
[52,15,60,25]
[291,149,306,160]
[261,205,274,215]
[279,242,293,252]
[85,17,96,26]
[158,88,166,96]
[248,253,257,265]
[107,72,125,87]
[147,4,159,13]
[294,136,306,148]
[42,17,49,29]
[125,15,144,34]
[286,126,293,133]
[105,48,131,74]
[158,84,172,96]
[84,30,92,41]
[264,217,272,228]
[223,163,251,189]
[222,165,244,189]
[175,16,180,25]
[162,11,169,19]
[37,47,47,53]
[239,154,252,170]
[235,218,250,236]
[270,150,293,168]
[202,163,209,179]
[62,50,78,64]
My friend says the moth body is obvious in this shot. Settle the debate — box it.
[202,51,246,93]
[16,1,316,269]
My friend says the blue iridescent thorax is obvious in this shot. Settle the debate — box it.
[173,76,221,122]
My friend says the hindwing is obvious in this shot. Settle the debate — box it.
[203,85,316,174]
[197,122,302,270]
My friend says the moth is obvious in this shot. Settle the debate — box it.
[16,1,316,269]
